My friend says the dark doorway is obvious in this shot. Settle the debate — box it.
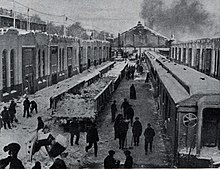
[68,65,72,78]
[87,59,91,69]
[52,73,58,85]
[202,108,220,148]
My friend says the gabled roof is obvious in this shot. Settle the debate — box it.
[121,21,169,40]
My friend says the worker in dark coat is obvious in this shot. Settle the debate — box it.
[114,114,123,140]
[1,106,11,129]
[49,158,67,169]
[30,100,38,114]
[130,84,136,100]
[111,100,117,122]
[8,100,17,124]
[37,117,44,131]
[23,97,31,118]
[121,98,129,119]
[32,161,41,169]
[85,123,99,157]
[126,105,134,126]
[144,123,155,155]
[0,143,25,169]
[69,117,80,146]
[118,119,129,149]
[104,150,120,169]
[124,150,133,168]
[132,117,142,146]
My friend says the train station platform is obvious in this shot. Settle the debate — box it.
[75,62,171,168]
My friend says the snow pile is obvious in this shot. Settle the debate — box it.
[54,77,113,118]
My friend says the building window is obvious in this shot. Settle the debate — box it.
[2,50,7,93]
[38,49,41,78]
[59,48,62,71]
[10,49,15,90]
[42,50,45,76]
[62,48,64,71]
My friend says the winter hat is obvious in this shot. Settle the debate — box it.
[3,143,21,157]
[108,150,115,155]
[124,150,131,155]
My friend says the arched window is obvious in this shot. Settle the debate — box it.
[38,49,41,78]
[2,50,7,92]
[62,48,64,71]
[10,49,15,90]
[59,48,62,71]
[42,50,45,76]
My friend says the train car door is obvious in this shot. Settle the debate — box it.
[201,108,220,147]
[22,47,36,94]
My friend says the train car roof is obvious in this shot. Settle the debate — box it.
[147,51,220,104]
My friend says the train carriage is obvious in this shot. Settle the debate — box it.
[145,51,220,167]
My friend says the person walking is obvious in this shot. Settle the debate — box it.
[111,100,117,122]
[124,150,133,168]
[8,100,17,124]
[118,118,129,149]
[114,114,123,140]
[23,97,31,118]
[144,123,155,155]
[69,117,80,146]
[130,84,136,100]
[1,106,11,129]
[126,105,134,126]
[37,117,44,131]
[132,117,142,146]
[121,98,129,119]
[104,150,120,169]
[85,123,99,157]
[30,100,38,114]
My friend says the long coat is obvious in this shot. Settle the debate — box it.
[104,155,118,169]
[114,114,123,139]
[124,155,133,168]
[126,107,134,119]
[144,127,155,142]
[1,109,10,122]
[86,126,99,143]
[132,121,142,136]
[69,120,80,134]
[130,85,136,99]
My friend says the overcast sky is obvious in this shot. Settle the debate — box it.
[1,0,220,35]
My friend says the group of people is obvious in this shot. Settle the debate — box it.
[126,66,135,80]
[0,100,17,130]
[104,150,133,169]
[0,142,67,169]
[23,97,38,118]
[111,82,156,156]
[0,98,38,132]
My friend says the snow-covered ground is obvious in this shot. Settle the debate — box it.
[0,61,128,169]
